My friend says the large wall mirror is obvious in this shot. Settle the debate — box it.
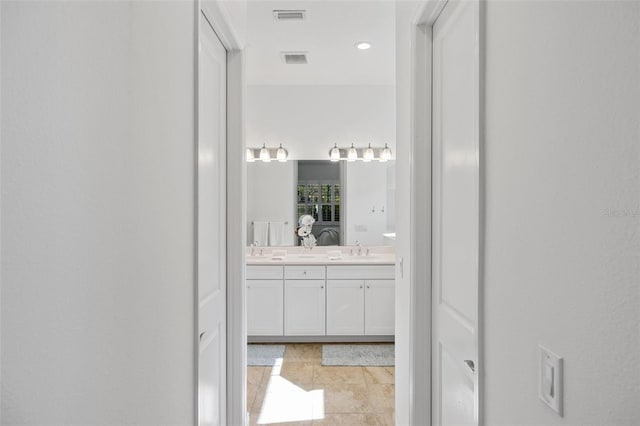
[247,160,395,247]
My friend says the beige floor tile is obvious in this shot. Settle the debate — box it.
[248,366,267,385]
[251,379,317,424]
[248,344,395,422]
[312,413,388,425]
[320,383,371,413]
[247,382,260,411]
[280,361,315,384]
[285,344,322,362]
[249,410,312,426]
[313,366,366,385]
[363,367,395,385]
[367,384,395,414]
[250,383,268,414]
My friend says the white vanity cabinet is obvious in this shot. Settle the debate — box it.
[246,265,284,336]
[247,261,394,340]
[326,265,395,336]
[326,280,365,335]
[363,280,395,335]
[284,266,326,336]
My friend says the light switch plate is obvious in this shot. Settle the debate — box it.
[538,345,563,416]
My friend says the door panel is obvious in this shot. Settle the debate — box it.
[198,13,227,426]
[432,0,480,425]
[284,280,326,336]
[247,280,284,336]
[364,280,395,335]
[327,280,365,335]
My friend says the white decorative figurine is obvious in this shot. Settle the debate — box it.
[297,214,317,248]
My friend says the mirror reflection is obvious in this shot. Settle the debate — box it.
[247,160,395,246]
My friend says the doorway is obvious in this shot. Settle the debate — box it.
[243,1,398,425]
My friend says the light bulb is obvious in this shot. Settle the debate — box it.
[330,143,341,162]
[363,143,374,162]
[246,148,255,162]
[347,144,358,162]
[259,143,271,162]
[380,143,392,162]
[276,144,287,162]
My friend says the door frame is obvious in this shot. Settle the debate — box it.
[196,1,246,425]
[408,0,485,424]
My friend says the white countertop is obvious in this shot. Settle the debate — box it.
[245,246,396,266]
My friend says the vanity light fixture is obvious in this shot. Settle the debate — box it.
[355,41,371,50]
[246,143,290,163]
[327,143,393,162]
[347,144,358,162]
[259,143,271,162]
[246,148,255,162]
[276,144,288,162]
[380,143,392,162]
[329,143,341,162]
[363,143,374,162]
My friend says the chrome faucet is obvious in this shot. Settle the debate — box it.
[250,241,258,257]
[356,241,362,256]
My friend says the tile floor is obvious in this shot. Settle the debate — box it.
[247,343,395,426]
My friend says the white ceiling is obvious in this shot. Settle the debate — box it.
[246,1,396,86]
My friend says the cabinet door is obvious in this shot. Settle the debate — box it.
[365,280,395,335]
[247,280,284,336]
[285,280,326,336]
[327,280,365,335]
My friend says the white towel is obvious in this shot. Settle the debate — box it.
[268,221,286,247]
[253,221,269,246]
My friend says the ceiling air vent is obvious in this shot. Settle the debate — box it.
[281,52,308,65]
[273,10,306,21]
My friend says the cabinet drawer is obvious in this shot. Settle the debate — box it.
[246,265,284,280]
[285,265,326,280]
[327,265,394,280]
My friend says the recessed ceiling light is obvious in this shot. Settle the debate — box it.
[355,41,372,50]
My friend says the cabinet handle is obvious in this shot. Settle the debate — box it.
[303,271,307,275]
[367,285,370,289]
[320,285,324,288]
[360,285,363,289]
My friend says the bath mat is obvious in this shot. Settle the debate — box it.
[322,344,394,366]
[247,344,285,366]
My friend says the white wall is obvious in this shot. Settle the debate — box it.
[1,2,196,424]
[345,162,389,246]
[483,1,640,424]
[247,161,296,245]
[247,85,396,160]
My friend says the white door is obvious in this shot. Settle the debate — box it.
[247,280,284,336]
[327,280,365,335]
[432,0,480,425]
[364,280,395,335]
[198,12,227,426]
[284,280,326,336]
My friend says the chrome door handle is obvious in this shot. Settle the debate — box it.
[199,331,206,342]
[464,360,475,373]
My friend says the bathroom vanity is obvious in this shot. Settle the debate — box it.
[246,247,395,342]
